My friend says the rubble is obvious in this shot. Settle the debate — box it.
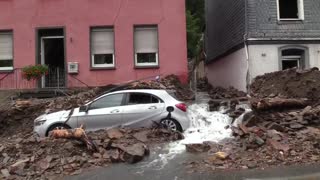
[0,128,183,179]
[186,68,320,173]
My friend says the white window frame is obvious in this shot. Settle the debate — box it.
[91,28,115,68]
[134,53,159,67]
[0,31,14,71]
[277,0,305,21]
[134,26,159,67]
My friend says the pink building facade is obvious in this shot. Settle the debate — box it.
[0,0,188,89]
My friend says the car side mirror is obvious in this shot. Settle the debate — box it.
[79,105,89,112]
[166,106,174,113]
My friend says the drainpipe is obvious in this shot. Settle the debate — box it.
[244,0,250,93]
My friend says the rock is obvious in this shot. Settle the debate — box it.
[117,143,149,164]
[133,131,149,142]
[267,123,286,132]
[1,169,10,178]
[267,139,290,152]
[289,123,304,129]
[213,152,229,160]
[107,129,124,139]
[38,158,50,170]
[267,130,283,141]
[186,143,211,153]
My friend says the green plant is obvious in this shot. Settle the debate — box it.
[22,65,48,81]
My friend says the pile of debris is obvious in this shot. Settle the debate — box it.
[250,67,320,99]
[0,128,183,179]
[186,68,320,172]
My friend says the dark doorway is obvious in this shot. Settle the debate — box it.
[37,28,65,88]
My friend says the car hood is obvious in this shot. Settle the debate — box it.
[38,110,71,121]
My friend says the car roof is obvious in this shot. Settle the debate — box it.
[106,89,168,96]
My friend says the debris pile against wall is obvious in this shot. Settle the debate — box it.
[0,128,183,179]
[187,68,320,172]
[250,67,320,100]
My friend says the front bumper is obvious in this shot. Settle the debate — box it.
[33,124,47,137]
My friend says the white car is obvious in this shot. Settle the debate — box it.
[34,89,190,137]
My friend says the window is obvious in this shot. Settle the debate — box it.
[90,94,124,110]
[0,31,13,70]
[280,48,305,70]
[91,28,115,68]
[134,26,159,67]
[277,0,304,20]
[128,93,161,105]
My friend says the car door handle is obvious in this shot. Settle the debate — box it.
[148,106,157,110]
[111,109,120,114]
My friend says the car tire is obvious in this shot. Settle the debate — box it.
[46,123,71,137]
[160,118,183,132]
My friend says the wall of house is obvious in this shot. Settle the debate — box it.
[0,0,188,89]
[247,0,320,39]
[206,48,248,91]
[248,43,320,82]
[205,0,246,63]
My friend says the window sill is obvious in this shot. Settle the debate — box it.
[0,68,14,73]
[134,65,159,69]
[277,19,304,24]
[90,66,116,71]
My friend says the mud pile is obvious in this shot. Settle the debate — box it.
[0,128,183,179]
[250,67,320,100]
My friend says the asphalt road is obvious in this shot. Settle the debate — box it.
[67,163,320,180]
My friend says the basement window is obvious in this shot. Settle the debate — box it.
[0,31,14,71]
[134,26,159,67]
[281,48,305,70]
[91,27,115,68]
[277,0,304,20]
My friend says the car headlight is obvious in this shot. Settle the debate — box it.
[34,115,47,126]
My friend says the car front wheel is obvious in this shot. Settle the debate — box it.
[46,123,70,137]
[160,118,183,132]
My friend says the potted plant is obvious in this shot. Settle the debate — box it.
[22,64,49,81]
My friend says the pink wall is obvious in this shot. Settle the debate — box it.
[0,0,188,89]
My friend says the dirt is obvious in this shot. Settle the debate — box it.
[250,67,320,100]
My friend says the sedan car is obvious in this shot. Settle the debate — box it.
[34,89,190,137]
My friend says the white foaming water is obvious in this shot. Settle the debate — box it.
[139,103,234,170]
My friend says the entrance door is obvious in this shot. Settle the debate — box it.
[40,36,65,88]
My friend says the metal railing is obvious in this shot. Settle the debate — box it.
[0,67,66,90]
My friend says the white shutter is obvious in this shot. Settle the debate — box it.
[134,27,158,53]
[91,29,114,55]
[0,33,13,60]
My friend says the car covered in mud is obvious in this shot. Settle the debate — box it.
[34,89,190,137]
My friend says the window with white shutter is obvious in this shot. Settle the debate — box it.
[134,26,159,67]
[91,28,115,68]
[0,32,13,70]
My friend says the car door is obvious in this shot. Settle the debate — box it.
[77,93,125,131]
[121,92,165,127]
